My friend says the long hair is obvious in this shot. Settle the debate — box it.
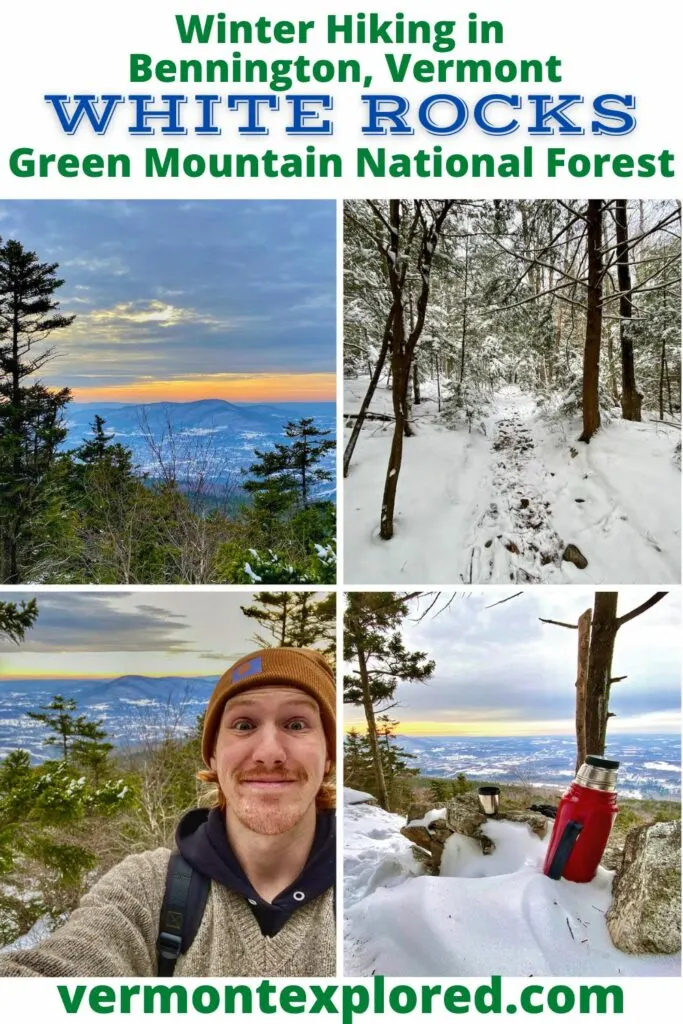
[196,767,336,811]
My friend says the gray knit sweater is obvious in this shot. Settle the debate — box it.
[0,847,335,977]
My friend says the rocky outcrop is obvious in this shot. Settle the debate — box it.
[601,833,625,872]
[401,795,550,874]
[607,820,681,954]
[504,810,550,839]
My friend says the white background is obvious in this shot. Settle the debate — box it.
[0,0,680,199]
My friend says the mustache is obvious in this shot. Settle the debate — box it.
[235,766,309,783]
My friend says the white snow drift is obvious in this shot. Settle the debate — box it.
[343,791,680,977]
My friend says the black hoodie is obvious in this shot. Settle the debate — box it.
[176,807,335,937]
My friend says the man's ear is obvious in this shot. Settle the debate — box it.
[210,755,217,772]
[324,759,332,776]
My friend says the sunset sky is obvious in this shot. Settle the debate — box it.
[0,591,330,680]
[0,200,335,403]
[345,590,681,737]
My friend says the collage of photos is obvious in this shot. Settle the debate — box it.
[0,197,680,986]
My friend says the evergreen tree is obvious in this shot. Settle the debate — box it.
[71,720,114,784]
[26,695,112,767]
[0,597,38,643]
[0,746,131,942]
[0,238,75,583]
[243,418,335,510]
[240,591,336,664]
[344,593,434,811]
[344,722,418,809]
[241,591,295,646]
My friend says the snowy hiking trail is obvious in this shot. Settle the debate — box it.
[465,389,565,584]
[344,381,681,585]
[344,793,680,978]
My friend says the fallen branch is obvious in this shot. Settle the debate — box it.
[345,411,394,423]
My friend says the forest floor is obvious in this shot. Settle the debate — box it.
[344,379,681,584]
[343,788,680,977]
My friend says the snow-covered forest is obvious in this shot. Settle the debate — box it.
[344,200,681,584]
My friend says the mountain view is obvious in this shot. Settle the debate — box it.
[0,200,337,584]
[0,676,218,762]
[65,399,336,496]
[398,734,681,801]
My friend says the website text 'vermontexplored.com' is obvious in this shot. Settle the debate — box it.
[56,976,624,1017]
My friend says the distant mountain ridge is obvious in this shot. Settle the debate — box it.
[66,399,336,436]
[397,733,681,801]
[62,399,336,494]
[0,674,220,762]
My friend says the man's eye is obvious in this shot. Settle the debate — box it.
[287,719,308,731]
[231,720,255,732]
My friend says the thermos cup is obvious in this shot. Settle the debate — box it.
[477,786,500,815]
[543,755,619,883]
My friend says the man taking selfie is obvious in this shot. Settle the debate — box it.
[0,647,336,977]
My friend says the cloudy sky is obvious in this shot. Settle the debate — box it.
[0,200,335,402]
[0,591,329,680]
[345,589,681,736]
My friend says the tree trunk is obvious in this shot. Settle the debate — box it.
[343,307,392,477]
[301,441,308,507]
[412,361,421,405]
[356,636,390,810]
[279,595,289,646]
[435,353,441,412]
[607,328,619,404]
[615,199,642,421]
[575,608,592,771]
[378,198,452,540]
[459,233,469,388]
[380,357,407,541]
[659,336,666,421]
[584,592,618,756]
[7,288,22,583]
[579,200,604,442]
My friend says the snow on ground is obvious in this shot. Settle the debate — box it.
[344,380,681,584]
[344,787,376,804]
[344,793,680,977]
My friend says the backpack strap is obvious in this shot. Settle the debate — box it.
[157,852,210,977]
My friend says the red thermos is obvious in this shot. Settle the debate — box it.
[543,755,619,883]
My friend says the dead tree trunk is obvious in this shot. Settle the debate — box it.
[542,591,666,766]
[615,199,642,421]
[579,200,604,442]
[575,608,592,771]
[584,593,618,755]
[585,591,667,755]
[343,306,393,477]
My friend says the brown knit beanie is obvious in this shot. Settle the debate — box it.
[202,647,336,767]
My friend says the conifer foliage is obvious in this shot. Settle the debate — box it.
[0,239,74,583]
[344,593,434,811]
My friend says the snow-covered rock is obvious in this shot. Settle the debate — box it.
[345,796,680,977]
[607,819,681,954]
[343,787,377,805]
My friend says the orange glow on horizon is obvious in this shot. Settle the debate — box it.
[0,672,216,682]
[344,720,577,738]
[70,373,336,404]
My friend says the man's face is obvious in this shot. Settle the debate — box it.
[211,686,330,836]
